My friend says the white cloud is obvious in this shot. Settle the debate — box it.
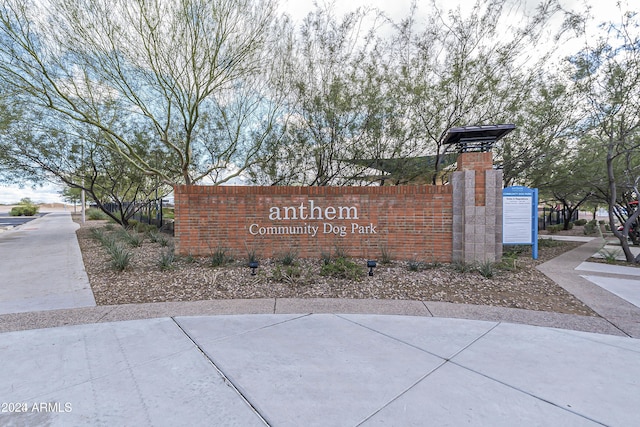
[0,183,64,205]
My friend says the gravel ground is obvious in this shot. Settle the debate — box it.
[75,219,597,316]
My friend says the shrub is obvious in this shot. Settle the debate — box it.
[451,260,473,273]
[272,264,303,284]
[118,228,144,247]
[476,261,495,279]
[210,247,232,267]
[584,220,598,235]
[107,244,132,271]
[547,224,563,234]
[182,253,196,264]
[157,250,176,271]
[574,219,588,226]
[320,249,332,265]
[598,248,622,264]
[407,260,424,272]
[278,249,298,266]
[149,232,169,247]
[333,246,348,259]
[498,255,518,271]
[320,257,364,280]
[538,238,561,248]
[90,227,114,246]
[503,245,528,257]
[380,246,393,265]
[135,222,156,233]
[9,198,39,216]
[87,208,108,220]
[246,248,259,264]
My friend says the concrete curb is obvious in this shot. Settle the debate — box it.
[0,297,623,336]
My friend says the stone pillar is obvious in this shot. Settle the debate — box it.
[452,152,503,263]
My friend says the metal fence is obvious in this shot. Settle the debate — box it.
[101,199,167,228]
[538,206,579,230]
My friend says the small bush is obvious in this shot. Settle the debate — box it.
[90,227,114,246]
[9,198,39,216]
[9,205,38,216]
[547,224,563,234]
[333,246,348,259]
[118,228,144,247]
[320,257,364,280]
[272,264,303,284]
[210,248,232,267]
[498,255,518,271]
[574,219,588,226]
[107,244,132,271]
[135,222,156,233]
[320,249,332,265]
[407,260,425,272]
[380,246,393,265]
[149,232,169,247]
[182,253,196,264]
[598,248,622,264]
[87,208,108,220]
[584,220,598,235]
[157,250,176,271]
[538,238,562,248]
[451,260,473,273]
[476,261,495,279]
[503,245,528,257]
[246,248,259,264]
[278,249,298,266]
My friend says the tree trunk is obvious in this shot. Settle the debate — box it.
[607,146,637,263]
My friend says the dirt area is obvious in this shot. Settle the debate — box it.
[73,217,601,316]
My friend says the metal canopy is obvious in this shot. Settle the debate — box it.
[443,124,515,153]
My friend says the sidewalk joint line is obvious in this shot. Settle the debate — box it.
[170,317,272,427]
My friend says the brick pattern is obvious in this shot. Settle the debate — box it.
[174,185,454,262]
[174,152,502,263]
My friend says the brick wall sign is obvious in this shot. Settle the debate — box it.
[174,152,503,263]
[174,185,454,262]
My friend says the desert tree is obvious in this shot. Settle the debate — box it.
[248,5,394,186]
[385,0,582,185]
[569,7,640,261]
[0,0,288,186]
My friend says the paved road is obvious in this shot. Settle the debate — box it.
[0,213,40,228]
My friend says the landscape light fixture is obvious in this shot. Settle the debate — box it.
[249,261,259,276]
[367,260,377,276]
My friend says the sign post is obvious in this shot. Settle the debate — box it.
[502,186,538,259]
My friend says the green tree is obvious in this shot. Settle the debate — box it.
[570,9,640,261]
[250,5,390,186]
[0,0,287,186]
[387,0,577,185]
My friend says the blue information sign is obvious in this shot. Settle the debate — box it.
[502,186,538,259]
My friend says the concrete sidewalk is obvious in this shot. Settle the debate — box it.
[2,314,639,426]
[0,211,96,314]
[537,236,640,338]
[1,213,640,425]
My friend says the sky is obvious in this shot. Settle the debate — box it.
[0,0,634,204]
